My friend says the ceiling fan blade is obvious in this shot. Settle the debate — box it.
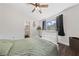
[32,8,35,12]
[39,5,48,8]
[38,7,42,13]
[29,3,36,6]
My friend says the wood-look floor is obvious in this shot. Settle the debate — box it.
[58,43,79,56]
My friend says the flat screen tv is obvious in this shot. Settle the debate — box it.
[56,14,65,36]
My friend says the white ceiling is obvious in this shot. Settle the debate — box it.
[0,3,78,20]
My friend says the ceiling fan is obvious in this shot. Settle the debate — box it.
[29,3,48,13]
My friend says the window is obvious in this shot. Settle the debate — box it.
[46,20,56,30]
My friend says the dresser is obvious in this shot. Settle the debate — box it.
[58,37,79,56]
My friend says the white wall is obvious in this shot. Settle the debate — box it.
[0,4,43,39]
[57,4,79,46]
[0,4,26,39]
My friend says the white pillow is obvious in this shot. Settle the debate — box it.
[0,40,13,56]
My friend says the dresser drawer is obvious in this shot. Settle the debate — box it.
[69,37,79,51]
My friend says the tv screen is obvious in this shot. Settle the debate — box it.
[56,14,65,36]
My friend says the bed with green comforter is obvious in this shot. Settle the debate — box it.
[0,38,58,56]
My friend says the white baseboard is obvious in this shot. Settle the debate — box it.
[0,34,24,40]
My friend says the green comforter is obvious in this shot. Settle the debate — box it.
[0,38,58,56]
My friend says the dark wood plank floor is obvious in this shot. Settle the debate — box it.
[58,43,79,56]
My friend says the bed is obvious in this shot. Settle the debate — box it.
[0,38,58,56]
